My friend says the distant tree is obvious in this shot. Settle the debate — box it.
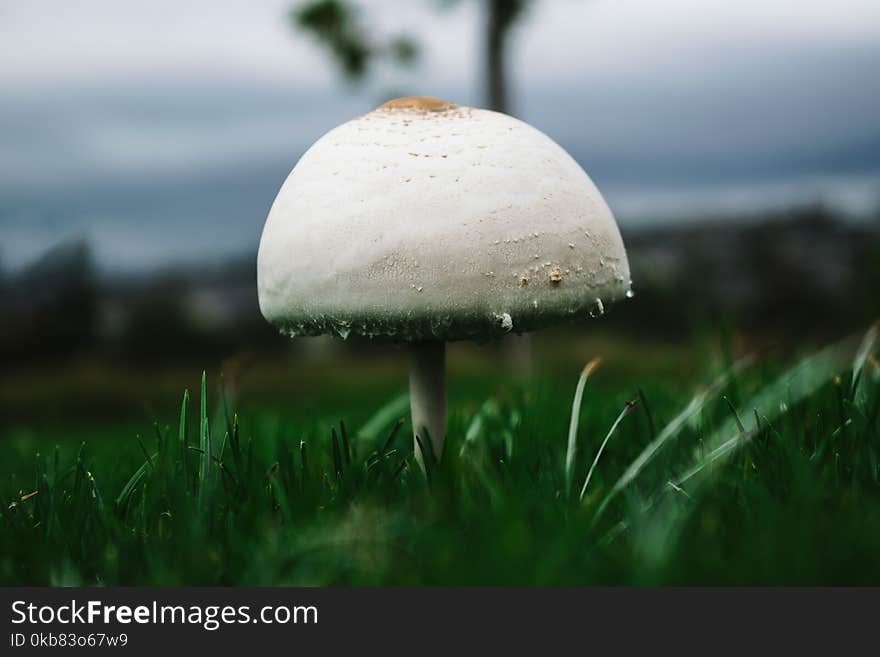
[484,0,527,113]
[292,0,419,81]
[0,240,98,366]
[292,0,529,113]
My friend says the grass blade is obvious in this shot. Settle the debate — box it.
[135,435,153,471]
[414,434,435,484]
[177,388,190,473]
[330,427,344,481]
[339,420,351,466]
[299,440,308,492]
[637,387,656,440]
[462,398,500,453]
[851,321,879,405]
[722,395,746,434]
[381,418,405,455]
[198,371,211,506]
[565,358,602,498]
[580,400,638,501]
[358,392,409,444]
[114,454,157,512]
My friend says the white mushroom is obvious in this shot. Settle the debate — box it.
[257,96,630,464]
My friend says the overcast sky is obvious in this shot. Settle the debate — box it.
[1,0,879,269]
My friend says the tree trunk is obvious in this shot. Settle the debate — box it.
[486,0,512,114]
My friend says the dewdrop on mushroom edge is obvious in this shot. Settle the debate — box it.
[257,96,631,464]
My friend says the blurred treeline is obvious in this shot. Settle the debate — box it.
[0,244,280,368]
[2,205,878,371]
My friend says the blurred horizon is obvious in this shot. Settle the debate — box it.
[2,0,879,272]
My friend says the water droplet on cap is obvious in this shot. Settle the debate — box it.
[496,312,514,332]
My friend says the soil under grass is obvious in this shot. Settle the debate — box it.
[1,327,879,586]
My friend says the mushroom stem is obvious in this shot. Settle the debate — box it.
[409,341,447,465]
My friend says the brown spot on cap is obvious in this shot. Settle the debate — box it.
[378,96,458,112]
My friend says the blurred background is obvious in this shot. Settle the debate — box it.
[1,0,879,429]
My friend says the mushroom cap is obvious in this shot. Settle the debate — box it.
[258,96,631,342]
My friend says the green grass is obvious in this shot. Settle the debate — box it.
[2,326,880,586]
